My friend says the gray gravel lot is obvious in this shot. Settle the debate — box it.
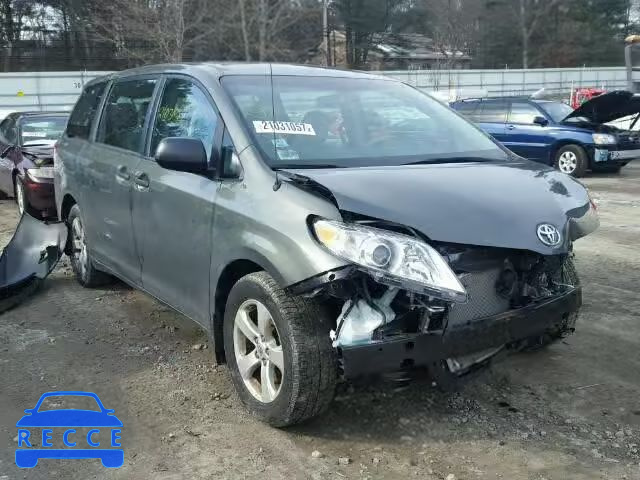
[1,162,639,479]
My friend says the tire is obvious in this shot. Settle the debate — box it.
[14,177,27,216]
[67,204,112,287]
[554,145,588,177]
[223,271,338,427]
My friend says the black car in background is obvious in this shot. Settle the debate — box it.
[0,111,69,217]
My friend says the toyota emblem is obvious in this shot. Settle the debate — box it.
[536,224,562,247]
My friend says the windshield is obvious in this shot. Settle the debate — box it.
[221,75,507,168]
[537,101,574,123]
[20,115,68,145]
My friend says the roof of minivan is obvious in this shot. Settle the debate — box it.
[87,63,393,85]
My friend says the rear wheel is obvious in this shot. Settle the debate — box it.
[223,271,338,427]
[554,145,587,177]
[14,177,27,215]
[67,204,112,287]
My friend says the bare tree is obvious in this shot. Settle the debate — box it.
[515,0,560,68]
[237,0,310,62]
[425,0,481,68]
[91,0,221,63]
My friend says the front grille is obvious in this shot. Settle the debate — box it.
[447,267,510,326]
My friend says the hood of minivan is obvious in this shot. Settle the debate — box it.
[563,90,640,124]
[284,161,597,255]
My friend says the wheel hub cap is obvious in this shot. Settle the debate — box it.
[16,182,24,215]
[71,217,88,277]
[233,299,284,403]
[558,151,577,173]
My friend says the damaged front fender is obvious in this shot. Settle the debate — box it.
[0,213,67,314]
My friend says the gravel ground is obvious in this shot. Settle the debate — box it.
[1,162,639,480]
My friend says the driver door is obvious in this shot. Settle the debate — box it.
[131,76,221,324]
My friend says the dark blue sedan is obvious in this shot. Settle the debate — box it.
[450,91,640,177]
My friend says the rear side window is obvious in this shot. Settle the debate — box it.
[96,79,157,153]
[66,82,107,139]
[471,101,509,123]
[453,101,479,117]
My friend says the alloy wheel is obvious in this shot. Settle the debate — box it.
[71,217,88,279]
[557,151,578,174]
[233,299,284,403]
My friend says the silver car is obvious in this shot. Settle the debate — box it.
[55,63,597,426]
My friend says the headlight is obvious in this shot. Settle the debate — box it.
[26,167,55,181]
[592,133,616,145]
[312,219,467,302]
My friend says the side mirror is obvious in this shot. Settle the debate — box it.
[23,409,33,414]
[219,145,242,178]
[0,145,14,158]
[155,137,209,174]
[533,116,549,126]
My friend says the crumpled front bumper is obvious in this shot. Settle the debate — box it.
[340,286,581,378]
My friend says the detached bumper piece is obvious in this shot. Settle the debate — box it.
[340,286,581,378]
[0,213,67,314]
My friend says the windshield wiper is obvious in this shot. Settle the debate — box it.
[275,163,342,169]
[404,157,493,166]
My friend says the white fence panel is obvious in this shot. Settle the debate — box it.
[0,71,112,118]
[376,67,628,101]
[0,67,630,119]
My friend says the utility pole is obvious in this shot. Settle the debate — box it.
[323,0,332,66]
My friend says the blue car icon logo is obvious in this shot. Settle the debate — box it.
[15,391,123,468]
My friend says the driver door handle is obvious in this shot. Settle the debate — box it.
[116,165,130,181]
[506,124,516,130]
[133,171,150,191]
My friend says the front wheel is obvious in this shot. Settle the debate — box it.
[554,145,588,177]
[223,271,338,427]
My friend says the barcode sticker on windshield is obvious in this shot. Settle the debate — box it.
[253,121,316,136]
[22,131,48,137]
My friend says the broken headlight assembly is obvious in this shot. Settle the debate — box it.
[312,219,467,303]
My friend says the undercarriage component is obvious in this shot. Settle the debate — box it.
[0,213,67,314]
[339,286,581,378]
[331,287,398,347]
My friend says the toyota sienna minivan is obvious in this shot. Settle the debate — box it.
[55,63,598,427]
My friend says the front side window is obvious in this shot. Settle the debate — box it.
[20,115,68,145]
[538,101,574,123]
[222,76,505,168]
[509,102,543,124]
[150,78,218,159]
[67,82,107,139]
[96,79,157,153]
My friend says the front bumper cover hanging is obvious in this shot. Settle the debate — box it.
[0,213,67,314]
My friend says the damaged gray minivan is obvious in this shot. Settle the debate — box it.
[54,64,598,426]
